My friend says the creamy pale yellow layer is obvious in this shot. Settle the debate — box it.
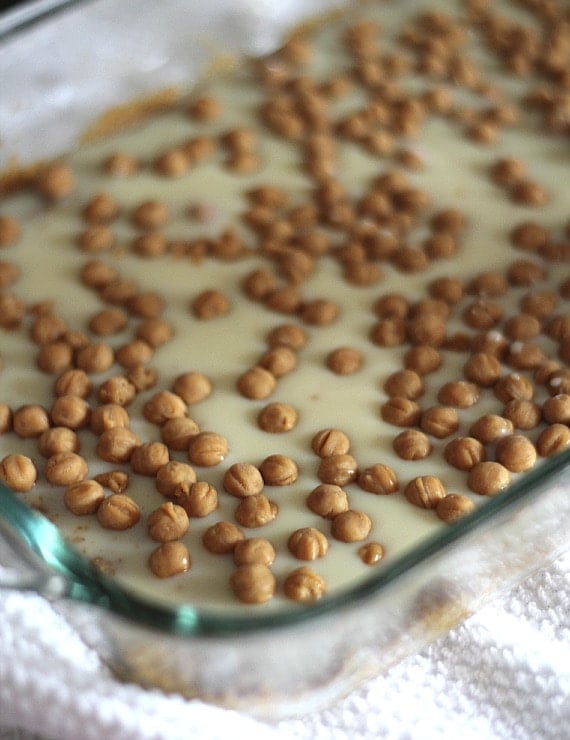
[0,0,568,612]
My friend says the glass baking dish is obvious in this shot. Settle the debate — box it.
[1,0,569,720]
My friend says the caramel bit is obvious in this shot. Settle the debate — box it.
[358,464,399,495]
[468,461,511,496]
[148,542,191,578]
[331,509,372,542]
[188,95,222,122]
[191,289,230,320]
[0,216,21,248]
[326,346,363,375]
[283,567,326,602]
[259,454,298,486]
[230,564,275,604]
[97,493,140,530]
[436,494,475,523]
[511,180,548,207]
[257,402,298,433]
[103,152,138,177]
[202,521,244,554]
[234,493,278,528]
[393,429,432,460]
[0,454,37,492]
[233,538,276,567]
[188,432,228,467]
[236,366,276,400]
[36,163,75,200]
[288,527,329,560]
[147,502,189,542]
[404,476,446,509]
[444,437,486,471]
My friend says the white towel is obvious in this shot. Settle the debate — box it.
[1,550,568,740]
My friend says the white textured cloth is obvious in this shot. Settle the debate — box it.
[0,551,569,740]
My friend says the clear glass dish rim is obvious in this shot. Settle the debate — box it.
[0,0,94,41]
[1,0,569,639]
[2,448,569,637]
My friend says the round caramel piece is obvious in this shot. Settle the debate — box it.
[404,476,446,509]
[257,402,298,433]
[311,428,350,457]
[283,567,326,603]
[495,434,537,473]
[436,494,476,523]
[331,509,372,542]
[358,464,399,495]
[148,542,191,578]
[468,462,511,495]
[317,453,358,486]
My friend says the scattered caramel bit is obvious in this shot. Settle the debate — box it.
[543,394,570,425]
[404,475,446,509]
[131,200,169,229]
[13,404,50,439]
[358,541,385,565]
[233,537,276,567]
[103,152,138,177]
[44,451,88,487]
[171,371,212,405]
[63,479,105,515]
[288,527,329,560]
[468,461,511,496]
[191,289,230,320]
[147,502,189,542]
[188,432,228,467]
[403,345,442,375]
[234,494,278,528]
[266,323,307,349]
[236,366,276,400]
[358,463,399,495]
[511,180,548,207]
[420,406,459,439]
[503,399,541,431]
[175,480,218,518]
[0,454,37,492]
[36,163,75,200]
[94,470,129,495]
[536,424,570,457]
[90,404,130,435]
[436,494,475,523]
[229,564,275,604]
[82,192,120,223]
[331,509,372,542]
[143,390,187,425]
[444,437,486,471]
[223,462,264,498]
[148,541,191,578]
[131,442,170,477]
[0,216,21,248]
[384,369,424,400]
[393,429,432,460]
[317,453,358,486]
[96,427,141,464]
[189,95,222,122]
[381,397,422,427]
[311,428,350,457]
[495,434,537,473]
[307,483,349,518]
[283,566,326,602]
[202,521,244,554]
[257,402,298,433]
[326,346,363,375]
[97,493,141,530]
[259,454,298,486]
